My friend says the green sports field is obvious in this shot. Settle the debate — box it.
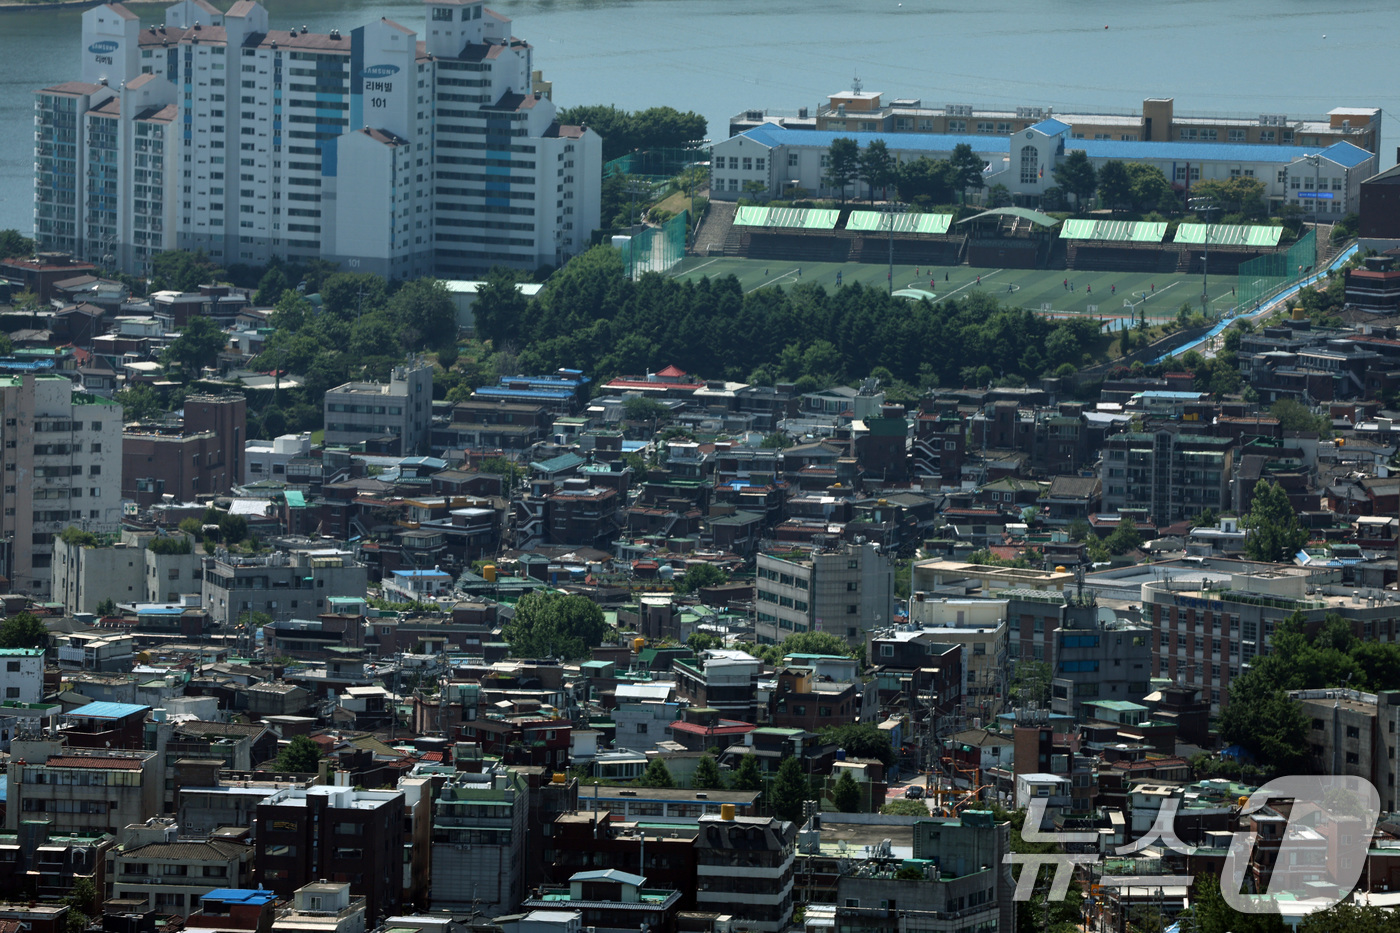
[670,256,1241,329]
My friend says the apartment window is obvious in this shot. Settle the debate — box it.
[6,662,18,672]
[90,466,101,475]
[635,723,647,733]
[788,153,798,167]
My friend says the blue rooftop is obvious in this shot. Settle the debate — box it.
[1075,138,1366,166]
[736,125,1375,169]
[394,569,452,578]
[201,889,278,907]
[1317,140,1375,168]
[740,125,1007,155]
[1027,118,1072,137]
[67,701,149,720]
[475,386,576,400]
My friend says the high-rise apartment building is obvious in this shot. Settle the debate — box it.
[39,0,601,277]
[0,374,124,597]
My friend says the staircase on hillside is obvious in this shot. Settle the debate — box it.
[692,199,737,256]
[1313,222,1345,269]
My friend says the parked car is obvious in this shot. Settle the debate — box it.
[904,785,925,799]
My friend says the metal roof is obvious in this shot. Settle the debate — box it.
[66,701,149,720]
[1026,118,1072,137]
[846,211,951,235]
[1074,138,1370,167]
[957,207,1060,227]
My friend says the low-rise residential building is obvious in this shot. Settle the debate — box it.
[429,766,527,916]
[106,818,254,915]
[673,650,763,723]
[694,814,796,932]
[270,882,366,933]
[5,743,159,834]
[201,546,368,625]
[520,870,682,933]
[244,434,314,485]
[0,648,44,704]
[756,542,894,645]
[324,362,433,456]
[254,783,404,923]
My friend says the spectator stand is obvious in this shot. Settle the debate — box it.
[1060,218,1173,273]
[845,211,962,265]
[1172,223,1288,276]
[957,207,1061,269]
[733,206,847,262]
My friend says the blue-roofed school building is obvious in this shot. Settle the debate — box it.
[714,94,1378,219]
[471,369,591,414]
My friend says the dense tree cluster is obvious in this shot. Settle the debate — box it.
[502,591,610,661]
[479,246,1102,389]
[554,105,706,162]
[823,139,985,206]
[1219,614,1400,774]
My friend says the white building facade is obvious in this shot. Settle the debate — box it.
[39,0,601,278]
[0,375,125,598]
[712,122,1377,218]
[0,648,45,704]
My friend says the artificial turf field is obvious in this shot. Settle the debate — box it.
[670,256,1242,329]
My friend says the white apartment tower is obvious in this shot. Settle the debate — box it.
[38,0,602,278]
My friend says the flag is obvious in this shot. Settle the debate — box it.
[1038,164,1044,179]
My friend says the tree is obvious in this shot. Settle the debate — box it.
[555,105,706,162]
[95,597,118,617]
[675,563,728,595]
[1269,398,1330,435]
[254,266,291,306]
[502,591,610,660]
[1243,479,1308,562]
[761,432,794,449]
[1052,150,1097,209]
[0,229,35,261]
[778,630,858,660]
[859,139,897,202]
[1217,667,1310,774]
[896,157,955,207]
[879,799,930,817]
[1096,160,1133,212]
[64,876,98,933]
[687,633,723,653]
[1008,660,1052,707]
[820,723,894,767]
[986,183,1013,208]
[639,757,676,788]
[622,395,670,424]
[1298,901,1400,933]
[116,384,163,422]
[692,755,724,789]
[947,144,985,203]
[832,769,861,812]
[150,249,223,292]
[389,276,458,352]
[768,755,811,824]
[730,753,764,791]
[824,138,860,203]
[163,315,229,378]
[272,734,323,773]
[0,612,47,649]
[1104,516,1143,556]
[1126,162,1176,213]
[470,269,530,346]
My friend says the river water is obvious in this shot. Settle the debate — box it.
[2,0,1398,236]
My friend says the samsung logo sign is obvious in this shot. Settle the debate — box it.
[88,40,120,54]
[361,64,400,78]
